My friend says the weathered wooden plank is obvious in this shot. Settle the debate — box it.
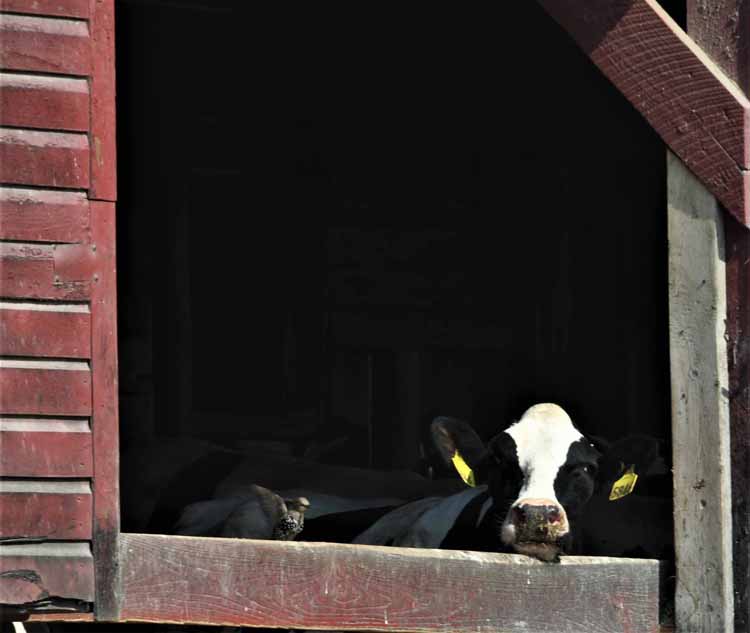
[0,302,91,358]
[687,0,750,96]
[0,14,90,76]
[89,199,120,620]
[537,0,750,226]
[0,480,92,540]
[0,417,92,477]
[0,360,91,416]
[686,7,750,629]
[726,216,750,633]
[88,0,116,201]
[119,534,661,632]
[0,73,89,132]
[0,0,89,18]
[0,128,89,189]
[668,150,734,632]
[0,187,90,243]
[0,243,91,300]
[0,543,94,604]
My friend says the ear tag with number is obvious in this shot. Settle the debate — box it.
[451,450,476,487]
[609,464,638,501]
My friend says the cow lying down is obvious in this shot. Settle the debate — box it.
[175,403,671,562]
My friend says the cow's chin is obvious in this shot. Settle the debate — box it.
[513,541,561,562]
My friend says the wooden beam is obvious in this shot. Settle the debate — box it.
[119,533,661,632]
[667,150,734,632]
[538,0,750,226]
[685,6,750,630]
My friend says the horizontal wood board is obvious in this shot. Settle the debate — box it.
[120,534,661,633]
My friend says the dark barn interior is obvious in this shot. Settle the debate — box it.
[115,1,679,558]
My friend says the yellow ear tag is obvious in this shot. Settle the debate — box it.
[451,450,476,487]
[609,464,638,501]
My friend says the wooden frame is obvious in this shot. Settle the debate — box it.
[1,0,749,631]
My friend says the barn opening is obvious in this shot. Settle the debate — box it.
[115,1,675,563]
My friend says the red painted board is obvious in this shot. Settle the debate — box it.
[120,534,660,632]
[0,418,92,477]
[0,543,95,604]
[0,187,90,243]
[0,129,89,190]
[89,199,119,620]
[0,73,89,132]
[0,364,91,416]
[0,306,91,358]
[0,0,90,18]
[538,0,750,226]
[0,482,92,540]
[0,14,90,76]
[88,0,116,201]
[0,243,90,301]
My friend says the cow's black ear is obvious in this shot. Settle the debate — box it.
[594,434,667,497]
[430,417,489,485]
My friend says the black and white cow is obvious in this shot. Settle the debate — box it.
[323,402,667,561]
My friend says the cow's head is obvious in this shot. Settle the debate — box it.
[432,403,602,561]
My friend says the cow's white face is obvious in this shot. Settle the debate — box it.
[497,403,597,561]
[432,403,601,561]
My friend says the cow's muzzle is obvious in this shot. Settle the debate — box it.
[501,498,570,561]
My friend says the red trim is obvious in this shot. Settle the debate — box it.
[538,0,750,226]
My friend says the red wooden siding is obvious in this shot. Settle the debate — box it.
[0,0,118,616]
[0,303,91,358]
[0,243,91,300]
[0,361,91,416]
[0,543,95,604]
[538,0,750,226]
[0,188,90,243]
[0,128,90,189]
[0,480,92,540]
[0,13,90,75]
[0,0,90,18]
[0,73,89,131]
[0,418,92,477]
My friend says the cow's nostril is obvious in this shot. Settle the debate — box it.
[512,505,527,524]
[545,506,561,523]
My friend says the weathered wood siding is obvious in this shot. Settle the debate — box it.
[0,0,118,619]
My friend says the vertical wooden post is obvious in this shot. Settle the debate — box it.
[668,151,734,633]
[686,5,750,630]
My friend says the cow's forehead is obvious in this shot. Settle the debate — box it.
[504,403,583,470]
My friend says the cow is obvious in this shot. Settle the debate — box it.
[310,402,671,561]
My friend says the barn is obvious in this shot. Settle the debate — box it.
[0,1,748,632]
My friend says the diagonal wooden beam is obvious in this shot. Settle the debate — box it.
[538,0,750,227]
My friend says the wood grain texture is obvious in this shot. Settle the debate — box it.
[89,199,120,620]
[120,534,661,632]
[0,304,91,357]
[0,13,90,75]
[667,150,734,632]
[0,73,89,132]
[537,0,750,225]
[0,542,94,604]
[726,216,750,633]
[0,418,92,477]
[0,242,90,300]
[687,0,750,95]
[0,187,90,243]
[687,8,750,629]
[0,363,91,416]
[0,0,89,18]
[88,0,116,201]
[0,480,92,540]
[0,128,89,189]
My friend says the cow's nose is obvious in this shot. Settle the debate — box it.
[511,498,566,532]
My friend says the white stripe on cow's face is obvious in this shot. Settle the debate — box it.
[504,403,583,504]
